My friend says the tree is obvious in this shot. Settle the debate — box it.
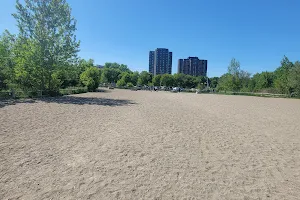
[216,58,250,92]
[12,0,80,92]
[274,56,294,94]
[239,70,251,91]
[184,75,196,88]
[100,68,121,84]
[130,71,139,86]
[228,58,241,76]
[160,74,174,87]
[0,30,16,90]
[216,73,235,92]
[252,71,274,91]
[127,82,134,88]
[104,62,130,72]
[209,77,219,88]
[289,61,300,97]
[116,78,126,87]
[116,72,132,87]
[194,76,207,88]
[138,71,152,86]
[80,67,100,91]
[152,74,162,86]
[173,73,186,87]
[78,59,94,73]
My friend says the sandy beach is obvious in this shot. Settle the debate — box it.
[1,89,300,199]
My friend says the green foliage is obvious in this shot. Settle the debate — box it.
[173,73,185,87]
[60,87,88,95]
[100,68,121,84]
[217,73,234,92]
[183,75,196,88]
[197,83,205,90]
[138,71,152,86]
[130,71,139,86]
[11,0,80,93]
[215,56,300,97]
[289,61,300,97]
[252,71,274,91]
[104,62,130,72]
[160,74,174,87]
[116,72,139,87]
[228,58,241,76]
[172,73,206,88]
[209,77,219,88]
[274,56,294,94]
[116,79,126,87]
[217,59,250,92]
[0,30,16,90]
[152,74,162,86]
[127,82,134,88]
[80,67,100,91]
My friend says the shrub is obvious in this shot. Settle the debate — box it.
[80,67,100,92]
[127,82,134,88]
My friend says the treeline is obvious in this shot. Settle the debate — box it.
[216,57,300,97]
[103,68,210,89]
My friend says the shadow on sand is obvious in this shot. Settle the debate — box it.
[40,95,136,106]
[0,95,135,108]
[0,99,36,108]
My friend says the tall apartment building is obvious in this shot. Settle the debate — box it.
[149,48,172,75]
[178,57,207,76]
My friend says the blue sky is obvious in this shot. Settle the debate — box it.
[1,0,300,77]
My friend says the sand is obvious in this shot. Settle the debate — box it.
[1,89,300,200]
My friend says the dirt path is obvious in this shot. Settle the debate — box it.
[1,89,300,199]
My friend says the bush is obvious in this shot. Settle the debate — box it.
[0,90,11,99]
[127,82,134,88]
[116,79,126,87]
[80,67,100,92]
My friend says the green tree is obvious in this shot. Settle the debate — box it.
[239,70,251,91]
[138,71,152,86]
[0,30,16,90]
[152,74,162,86]
[209,77,219,88]
[13,38,42,91]
[252,71,274,91]
[228,58,241,76]
[130,71,139,86]
[173,73,186,87]
[184,75,196,88]
[160,74,174,87]
[289,61,300,97]
[217,58,250,92]
[116,72,132,87]
[274,56,294,94]
[80,67,100,91]
[78,59,94,73]
[101,68,121,84]
[127,82,134,88]
[216,73,234,92]
[12,0,80,92]
[116,78,126,87]
[104,62,130,72]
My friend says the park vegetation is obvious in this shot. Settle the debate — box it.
[1,0,299,98]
